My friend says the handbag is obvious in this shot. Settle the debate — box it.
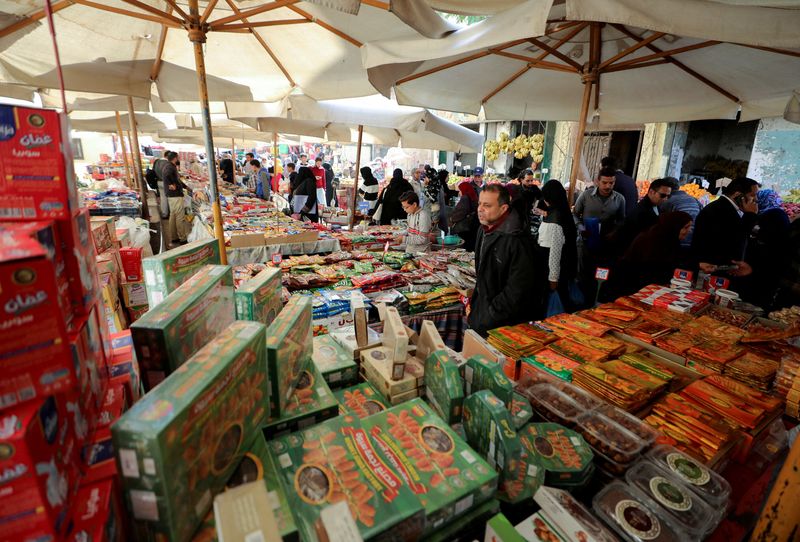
[372,203,383,222]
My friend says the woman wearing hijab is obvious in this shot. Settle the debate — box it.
[358,166,380,212]
[538,180,579,310]
[375,168,413,225]
[449,180,480,251]
[291,166,319,222]
[323,162,336,207]
[744,193,791,308]
[610,211,693,297]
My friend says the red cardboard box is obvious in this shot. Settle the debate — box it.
[58,208,100,316]
[0,235,73,409]
[89,217,117,255]
[96,384,127,430]
[65,479,122,542]
[0,105,77,220]
[81,428,116,484]
[68,308,107,418]
[0,396,80,540]
[119,246,143,282]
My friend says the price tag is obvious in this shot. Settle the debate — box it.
[595,267,610,281]
[272,252,282,265]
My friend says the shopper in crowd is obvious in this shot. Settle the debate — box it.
[244,152,255,173]
[515,169,543,233]
[775,218,800,309]
[286,162,297,192]
[323,162,336,207]
[423,168,458,233]
[298,153,309,167]
[358,166,380,212]
[744,198,791,309]
[219,153,234,183]
[469,184,539,336]
[311,155,327,208]
[154,151,190,247]
[538,180,579,311]
[662,177,702,249]
[291,166,318,222]
[375,168,414,225]
[400,191,432,254]
[250,159,270,200]
[617,178,673,251]
[609,211,693,297]
[408,167,426,208]
[268,166,281,195]
[692,176,759,278]
[603,156,638,216]
[450,180,480,251]
[470,166,485,193]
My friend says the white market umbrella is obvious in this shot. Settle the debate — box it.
[363,0,800,199]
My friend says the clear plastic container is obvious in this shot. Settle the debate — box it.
[525,383,584,426]
[625,461,718,537]
[593,481,689,542]
[576,410,646,464]
[550,379,603,410]
[593,447,634,476]
[596,404,660,447]
[646,445,731,509]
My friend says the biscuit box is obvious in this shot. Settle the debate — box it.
[462,390,522,483]
[362,399,498,536]
[0,235,73,408]
[142,238,221,307]
[90,218,116,255]
[119,247,143,282]
[312,334,358,388]
[361,346,419,398]
[81,428,117,484]
[64,479,123,542]
[510,392,533,430]
[266,295,313,417]
[58,208,100,316]
[0,104,77,220]
[496,446,544,504]
[68,311,106,423]
[263,363,338,439]
[518,423,594,486]
[112,321,268,542]
[235,266,282,326]
[268,414,426,542]
[424,350,464,424]
[0,396,81,541]
[213,481,279,542]
[130,264,235,391]
[334,382,391,419]
[462,355,513,409]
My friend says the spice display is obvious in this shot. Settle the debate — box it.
[334,382,390,418]
[463,354,513,408]
[424,349,465,424]
[312,334,358,388]
[234,266,282,326]
[263,363,338,438]
[266,295,313,416]
[142,239,221,307]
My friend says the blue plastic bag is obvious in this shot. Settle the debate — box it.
[568,280,585,307]
[546,291,565,317]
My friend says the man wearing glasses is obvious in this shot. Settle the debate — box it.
[622,178,673,246]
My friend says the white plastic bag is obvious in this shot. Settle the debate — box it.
[187,216,214,243]
[117,216,154,257]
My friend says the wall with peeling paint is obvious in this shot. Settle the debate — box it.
[747,117,800,194]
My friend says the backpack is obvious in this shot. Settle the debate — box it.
[145,167,159,191]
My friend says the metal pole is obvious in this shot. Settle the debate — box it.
[126,97,149,220]
[231,137,236,173]
[272,131,279,177]
[349,124,364,229]
[115,111,133,186]
[188,0,227,264]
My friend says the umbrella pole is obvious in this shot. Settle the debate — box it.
[115,111,133,187]
[231,137,236,172]
[350,124,364,229]
[188,0,227,265]
[567,80,593,204]
[126,97,149,220]
[272,131,279,178]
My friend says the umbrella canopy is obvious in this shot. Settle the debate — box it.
[364,0,800,123]
[69,112,168,134]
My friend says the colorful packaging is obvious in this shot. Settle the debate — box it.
[90,218,116,255]
[484,513,526,542]
[58,208,100,316]
[121,281,148,308]
[142,238,221,307]
[334,382,391,419]
[112,321,268,542]
[234,266,282,326]
[515,512,570,542]
[510,392,533,429]
[496,448,544,504]
[533,486,618,542]
[0,105,77,220]
[312,334,358,388]
[130,264,235,391]
[462,390,521,483]
[0,235,73,408]
[519,423,594,486]
[65,479,122,542]
[361,399,498,535]
[268,415,427,542]
[119,246,143,282]
[266,295,313,417]
[213,481,279,542]
[263,363,338,439]
[80,428,117,485]
[462,355,513,408]
[424,349,464,424]
[521,349,582,382]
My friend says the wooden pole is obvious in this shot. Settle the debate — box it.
[114,111,133,186]
[272,131,280,197]
[751,436,800,541]
[349,124,364,229]
[231,137,236,172]
[188,0,227,264]
[126,97,149,220]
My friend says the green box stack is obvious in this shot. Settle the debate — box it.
[424,350,464,424]
[510,392,533,429]
[142,238,220,307]
[334,382,391,419]
[235,266,282,327]
[518,422,595,488]
[462,390,522,484]
[462,355,513,408]
[266,295,313,416]
[312,334,358,388]
[263,362,338,438]
[112,321,268,542]
[130,264,235,391]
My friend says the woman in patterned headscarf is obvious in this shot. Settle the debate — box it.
[756,188,783,213]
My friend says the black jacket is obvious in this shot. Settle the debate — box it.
[468,211,542,336]
[292,167,318,215]
[617,197,659,252]
[691,196,756,266]
[376,177,414,225]
[153,158,184,197]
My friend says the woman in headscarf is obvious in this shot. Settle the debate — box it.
[756,188,783,213]
[375,168,413,225]
[323,162,336,207]
[610,211,693,297]
[358,166,380,212]
[538,180,579,310]
[423,168,458,232]
[291,166,319,222]
[449,179,480,251]
[744,194,791,308]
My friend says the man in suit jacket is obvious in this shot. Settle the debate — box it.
[691,177,759,278]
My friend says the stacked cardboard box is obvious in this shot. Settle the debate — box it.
[142,238,221,307]
[312,334,358,389]
[263,363,338,438]
[266,296,313,417]
[235,266,282,326]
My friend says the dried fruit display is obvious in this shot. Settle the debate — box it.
[113,321,268,542]
[234,266,282,327]
[312,334,358,389]
[462,355,513,408]
[266,295,313,416]
[142,238,220,307]
[424,350,465,424]
[334,382,390,419]
[263,363,338,438]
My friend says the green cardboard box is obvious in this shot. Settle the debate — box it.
[130,264,235,391]
[334,382,391,419]
[462,355,513,409]
[313,334,358,388]
[266,295,313,416]
[462,390,521,483]
[484,513,527,542]
[142,238,220,307]
[263,363,338,439]
[421,499,500,542]
[235,266,282,327]
[496,447,545,504]
[510,392,533,430]
[362,399,498,536]
[112,321,268,542]
[424,350,464,424]
[518,423,594,486]
[268,415,426,542]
